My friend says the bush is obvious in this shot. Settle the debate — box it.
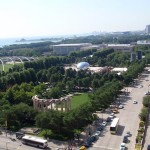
[138,127,144,133]
[136,134,142,143]
[139,121,145,127]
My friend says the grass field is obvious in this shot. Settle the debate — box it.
[71,93,90,109]
[0,64,14,72]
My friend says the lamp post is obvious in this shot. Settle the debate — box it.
[6,141,10,150]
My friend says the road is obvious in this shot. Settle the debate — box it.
[89,72,150,150]
[0,133,68,150]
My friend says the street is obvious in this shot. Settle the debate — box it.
[89,71,150,150]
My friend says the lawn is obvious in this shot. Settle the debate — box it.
[71,93,90,109]
[0,64,14,72]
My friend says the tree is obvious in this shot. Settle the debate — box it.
[139,107,148,122]
[143,96,150,107]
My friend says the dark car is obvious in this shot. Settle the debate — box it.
[83,138,92,147]
[106,117,112,122]
[83,141,91,147]
[147,144,150,150]
[90,135,97,142]
[97,125,104,131]
[123,136,128,143]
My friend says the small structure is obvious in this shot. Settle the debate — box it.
[32,94,73,112]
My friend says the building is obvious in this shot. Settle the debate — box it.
[53,43,91,55]
[111,67,127,75]
[130,53,136,62]
[145,25,150,34]
[77,62,90,70]
[107,44,133,52]
[137,40,150,46]
[137,50,142,60]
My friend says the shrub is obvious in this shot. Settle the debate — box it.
[139,121,145,127]
[138,127,145,134]
[139,107,148,122]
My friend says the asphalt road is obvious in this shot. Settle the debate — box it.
[90,72,150,150]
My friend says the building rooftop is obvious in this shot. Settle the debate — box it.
[108,44,132,47]
[53,43,91,47]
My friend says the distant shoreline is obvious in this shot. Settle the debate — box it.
[0,37,62,47]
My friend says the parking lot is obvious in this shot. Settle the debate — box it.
[87,72,150,150]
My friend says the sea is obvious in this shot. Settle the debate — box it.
[0,36,63,48]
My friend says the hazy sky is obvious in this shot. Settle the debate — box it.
[0,0,150,38]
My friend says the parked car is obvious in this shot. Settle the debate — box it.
[79,146,86,150]
[94,131,101,136]
[123,136,128,143]
[133,100,138,104]
[97,125,104,131]
[118,105,124,109]
[101,121,107,126]
[110,113,115,116]
[106,117,112,122]
[83,141,91,147]
[90,135,97,142]
[120,143,126,150]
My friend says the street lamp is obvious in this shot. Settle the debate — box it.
[6,141,10,150]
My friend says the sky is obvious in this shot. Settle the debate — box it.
[0,0,150,38]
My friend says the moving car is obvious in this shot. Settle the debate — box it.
[118,105,124,109]
[133,100,138,104]
[147,144,150,150]
[125,131,131,137]
[120,143,126,150]
[145,91,150,95]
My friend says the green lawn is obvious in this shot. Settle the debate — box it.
[0,64,14,72]
[71,93,90,109]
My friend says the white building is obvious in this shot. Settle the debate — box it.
[107,44,133,52]
[53,43,91,55]
[145,25,150,34]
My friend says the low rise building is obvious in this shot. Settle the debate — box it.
[107,44,133,52]
[53,43,91,55]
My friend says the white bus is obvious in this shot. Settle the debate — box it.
[110,118,119,134]
[22,135,48,149]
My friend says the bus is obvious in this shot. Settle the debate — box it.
[22,135,48,149]
[110,118,119,134]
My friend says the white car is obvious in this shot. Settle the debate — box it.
[118,105,124,109]
[94,131,101,136]
[120,143,126,150]
[110,113,115,116]
[125,131,131,137]
[101,121,107,126]
[133,100,138,104]
[145,92,150,95]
